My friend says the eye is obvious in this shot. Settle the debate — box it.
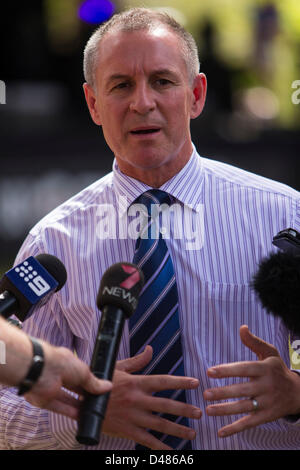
[156,78,171,86]
[117,82,128,88]
[112,82,130,91]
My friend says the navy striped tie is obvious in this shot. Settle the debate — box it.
[129,189,192,450]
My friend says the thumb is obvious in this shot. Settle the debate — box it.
[240,324,280,361]
[84,376,113,396]
[115,345,153,373]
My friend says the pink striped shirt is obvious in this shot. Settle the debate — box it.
[1,146,300,449]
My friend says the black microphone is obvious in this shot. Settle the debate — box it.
[0,254,67,321]
[76,262,144,446]
[252,250,300,336]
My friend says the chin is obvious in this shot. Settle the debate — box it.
[134,152,169,170]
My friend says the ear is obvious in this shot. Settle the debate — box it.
[83,82,102,126]
[190,73,207,119]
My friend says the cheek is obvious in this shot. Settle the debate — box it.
[168,104,190,133]
[165,93,191,121]
[98,98,124,124]
[100,107,121,137]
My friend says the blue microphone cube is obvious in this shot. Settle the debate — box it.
[0,256,58,321]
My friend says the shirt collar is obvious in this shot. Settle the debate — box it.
[113,144,204,216]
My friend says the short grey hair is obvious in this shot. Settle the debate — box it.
[83,7,200,89]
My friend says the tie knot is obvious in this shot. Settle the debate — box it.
[135,190,172,213]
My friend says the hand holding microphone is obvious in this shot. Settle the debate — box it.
[0,254,112,420]
[0,316,112,419]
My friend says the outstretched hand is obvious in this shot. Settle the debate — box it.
[204,325,300,438]
[102,346,202,450]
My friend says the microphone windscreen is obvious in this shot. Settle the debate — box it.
[35,254,67,291]
[97,262,144,318]
[252,251,300,335]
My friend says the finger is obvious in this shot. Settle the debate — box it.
[143,395,202,420]
[52,389,82,408]
[218,413,265,438]
[44,400,79,420]
[81,377,112,396]
[118,423,173,450]
[204,382,256,401]
[137,432,173,451]
[141,375,199,393]
[207,361,263,379]
[70,378,112,397]
[144,414,196,442]
[206,398,261,416]
[116,346,153,373]
[25,392,80,421]
[26,388,81,410]
[240,325,280,360]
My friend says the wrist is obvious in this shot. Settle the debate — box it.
[18,337,45,396]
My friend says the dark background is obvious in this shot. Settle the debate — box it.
[0,0,299,275]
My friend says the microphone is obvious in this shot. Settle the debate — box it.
[0,254,67,321]
[252,234,300,336]
[76,262,144,446]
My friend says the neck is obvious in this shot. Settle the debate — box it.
[117,145,193,188]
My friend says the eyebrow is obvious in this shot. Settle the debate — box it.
[106,74,130,83]
[105,69,180,86]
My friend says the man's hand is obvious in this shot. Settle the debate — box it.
[204,325,300,438]
[102,346,202,450]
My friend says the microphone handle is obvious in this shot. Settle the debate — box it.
[76,306,125,446]
[0,291,18,319]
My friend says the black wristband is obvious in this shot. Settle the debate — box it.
[18,337,45,396]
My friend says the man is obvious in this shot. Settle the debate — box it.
[0,7,300,450]
[0,316,112,419]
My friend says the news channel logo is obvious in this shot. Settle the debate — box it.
[14,260,52,297]
[0,80,6,105]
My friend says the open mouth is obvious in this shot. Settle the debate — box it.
[130,128,160,135]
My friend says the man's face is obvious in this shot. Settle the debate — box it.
[84,27,206,184]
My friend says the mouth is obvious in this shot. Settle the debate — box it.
[130,127,161,136]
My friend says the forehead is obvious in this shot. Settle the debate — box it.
[96,27,188,83]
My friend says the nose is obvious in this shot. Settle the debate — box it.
[129,82,156,115]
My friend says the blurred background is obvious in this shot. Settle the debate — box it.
[0,0,300,276]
